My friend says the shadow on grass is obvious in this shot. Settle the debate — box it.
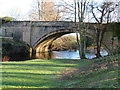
[2,63,78,68]
[2,72,63,87]
[2,80,48,87]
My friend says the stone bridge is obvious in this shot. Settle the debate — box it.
[0,21,117,53]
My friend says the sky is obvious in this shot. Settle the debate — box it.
[0,0,64,20]
[0,0,119,20]
[0,0,35,20]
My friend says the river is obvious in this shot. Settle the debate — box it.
[35,50,108,59]
[5,50,108,61]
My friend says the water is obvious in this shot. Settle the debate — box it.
[3,50,108,61]
[35,50,108,59]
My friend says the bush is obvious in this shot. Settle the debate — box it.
[0,17,13,23]
[2,38,30,56]
[112,46,120,55]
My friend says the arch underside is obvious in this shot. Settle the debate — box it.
[34,30,75,52]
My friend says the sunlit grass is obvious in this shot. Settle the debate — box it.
[1,59,90,88]
[1,57,119,88]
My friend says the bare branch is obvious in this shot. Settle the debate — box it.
[61,0,75,9]
[97,7,102,13]
[90,5,100,23]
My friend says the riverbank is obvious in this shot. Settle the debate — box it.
[1,54,119,88]
[1,38,30,61]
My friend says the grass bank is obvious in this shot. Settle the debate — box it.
[1,55,119,88]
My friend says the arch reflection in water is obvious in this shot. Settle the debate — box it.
[35,52,53,59]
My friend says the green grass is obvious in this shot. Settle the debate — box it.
[57,55,120,88]
[1,59,90,88]
[0,55,119,88]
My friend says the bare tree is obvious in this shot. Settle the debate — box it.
[76,0,90,59]
[59,0,89,59]
[55,0,76,21]
[89,1,117,57]
[29,0,41,21]
[41,0,58,21]
[29,0,61,21]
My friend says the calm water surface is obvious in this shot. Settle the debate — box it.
[6,50,108,61]
[35,50,108,59]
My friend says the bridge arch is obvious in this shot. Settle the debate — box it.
[33,29,75,52]
[33,29,95,53]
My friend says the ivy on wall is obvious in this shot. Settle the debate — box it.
[108,22,120,40]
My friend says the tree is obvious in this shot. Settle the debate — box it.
[41,0,58,21]
[29,0,41,20]
[59,0,89,59]
[75,0,89,59]
[0,17,13,23]
[51,35,78,51]
[109,22,120,44]
[29,0,60,21]
[89,2,117,57]
[55,0,73,21]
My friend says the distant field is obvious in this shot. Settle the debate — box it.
[1,55,119,88]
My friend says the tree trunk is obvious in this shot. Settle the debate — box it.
[96,29,102,58]
[80,30,86,59]
[77,0,86,59]
[76,33,81,58]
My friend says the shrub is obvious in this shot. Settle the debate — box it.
[112,46,120,55]
[0,17,13,23]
